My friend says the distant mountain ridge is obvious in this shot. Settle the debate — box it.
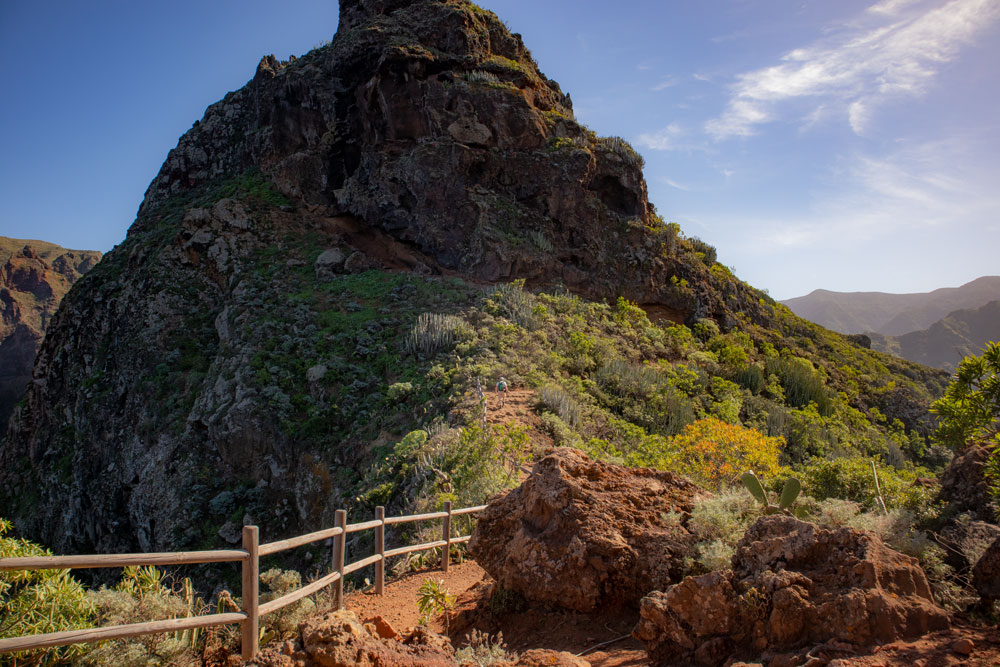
[781,276,1000,336]
[868,299,1000,372]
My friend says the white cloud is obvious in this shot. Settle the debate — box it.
[637,123,684,150]
[663,177,691,191]
[651,76,678,91]
[867,0,923,15]
[752,136,1000,250]
[847,101,870,134]
[706,0,1000,139]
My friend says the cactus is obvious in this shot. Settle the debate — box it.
[741,472,801,515]
[405,312,465,355]
[172,577,202,648]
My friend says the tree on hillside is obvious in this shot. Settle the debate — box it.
[931,341,1000,450]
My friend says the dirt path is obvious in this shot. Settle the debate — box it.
[343,561,486,635]
[342,558,650,666]
[486,387,536,426]
[485,387,553,474]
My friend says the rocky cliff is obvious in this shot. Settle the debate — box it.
[0,0,946,559]
[0,237,101,433]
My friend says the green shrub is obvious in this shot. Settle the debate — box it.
[259,569,315,640]
[799,456,934,515]
[765,356,832,415]
[455,629,518,666]
[0,518,95,666]
[687,237,717,265]
[931,341,1000,450]
[83,566,201,667]
[594,136,645,169]
[538,384,581,428]
[483,282,538,329]
[735,365,765,394]
[416,578,454,625]
[464,70,504,87]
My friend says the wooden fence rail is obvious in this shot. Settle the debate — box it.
[0,501,487,660]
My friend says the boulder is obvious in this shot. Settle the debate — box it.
[972,534,1000,607]
[314,248,346,280]
[469,447,701,612]
[938,443,997,521]
[252,609,457,667]
[937,517,1000,573]
[633,515,950,666]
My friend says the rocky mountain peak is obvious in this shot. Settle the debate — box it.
[0,1,940,564]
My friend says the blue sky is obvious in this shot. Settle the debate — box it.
[1,0,997,299]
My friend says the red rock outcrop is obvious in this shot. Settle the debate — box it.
[0,238,100,433]
[252,609,457,667]
[633,515,950,666]
[469,447,701,612]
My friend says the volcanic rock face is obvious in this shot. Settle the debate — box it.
[136,0,758,320]
[468,447,701,612]
[632,516,950,666]
[0,0,764,558]
[0,238,100,432]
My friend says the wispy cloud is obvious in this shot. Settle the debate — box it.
[754,137,1000,249]
[706,0,1000,139]
[663,177,691,191]
[651,76,678,91]
[637,123,684,150]
[867,0,923,15]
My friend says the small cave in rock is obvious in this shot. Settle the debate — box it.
[592,174,639,217]
[325,142,361,191]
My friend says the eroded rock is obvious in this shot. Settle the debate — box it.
[469,447,700,612]
[252,609,457,667]
[514,649,591,666]
[633,515,950,666]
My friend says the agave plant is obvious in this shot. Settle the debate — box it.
[741,471,801,515]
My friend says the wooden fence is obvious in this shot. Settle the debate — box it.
[0,500,486,660]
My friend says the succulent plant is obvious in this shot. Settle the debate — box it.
[741,471,801,515]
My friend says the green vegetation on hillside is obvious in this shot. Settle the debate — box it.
[275,272,949,525]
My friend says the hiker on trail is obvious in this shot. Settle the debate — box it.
[496,376,509,408]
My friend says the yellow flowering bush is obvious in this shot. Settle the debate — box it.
[668,417,783,489]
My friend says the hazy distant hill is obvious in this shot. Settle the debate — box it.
[781,276,1000,335]
[869,300,1000,371]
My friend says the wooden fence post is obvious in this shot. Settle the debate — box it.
[375,506,385,595]
[441,501,452,573]
[333,509,347,609]
[240,525,259,661]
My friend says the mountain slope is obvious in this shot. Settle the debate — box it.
[0,0,947,563]
[0,237,101,432]
[782,276,1000,335]
[869,299,1000,371]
